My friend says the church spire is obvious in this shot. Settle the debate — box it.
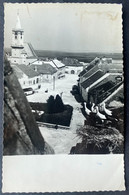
[11,10,24,59]
[15,10,22,30]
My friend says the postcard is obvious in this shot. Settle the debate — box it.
[3,3,125,192]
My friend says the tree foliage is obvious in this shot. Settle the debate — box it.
[47,94,64,114]
[54,94,64,113]
[47,95,55,114]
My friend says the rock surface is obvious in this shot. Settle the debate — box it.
[4,57,54,155]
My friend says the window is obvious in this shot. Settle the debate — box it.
[15,32,17,39]
[36,78,39,83]
[71,70,75,74]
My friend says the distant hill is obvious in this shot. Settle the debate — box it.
[5,47,123,63]
[35,50,123,62]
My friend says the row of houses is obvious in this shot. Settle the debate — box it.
[6,12,84,89]
[78,57,123,105]
[11,58,66,87]
[6,13,67,88]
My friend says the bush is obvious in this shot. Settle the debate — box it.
[47,95,64,114]
[30,95,73,126]
[39,105,73,126]
[70,125,124,154]
[47,95,55,114]
[29,102,47,112]
[74,94,84,103]
[54,94,64,113]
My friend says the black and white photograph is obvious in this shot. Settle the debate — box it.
[2,3,125,192]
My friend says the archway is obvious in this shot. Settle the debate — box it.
[71,70,75,74]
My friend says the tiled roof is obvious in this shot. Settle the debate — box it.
[86,64,95,71]
[30,64,57,75]
[62,58,83,67]
[97,81,123,104]
[16,64,39,78]
[13,66,23,79]
[43,59,65,69]
[79,58,100,77]
[89,81,115,94]
[81,70,104,89]
[52,59,65,68]
[83,64,100,79]
[79,69,87,77]
[27,43,37,57]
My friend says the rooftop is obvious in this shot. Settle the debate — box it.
[30,64,57,75]
[13,65,23,79]
[16,64,39,78]
[43,59,65,69]
[81,70,104,89]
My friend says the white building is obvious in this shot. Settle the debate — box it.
[12,64,41,87]
[30,63,57,83]
[7,12,66,87]
[62,57,83,74]
[7,12,37,65]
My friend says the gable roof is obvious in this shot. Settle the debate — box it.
[79,58,100,77]
[43,59,65,69]
[79,69,87,77]
[16,64,39,78]
[24,42,37,58]
[81,70,104,89]
[30,64,57,75]
[13,65,23,79]
[52,59,65,68]
[62,57,83,67]
[89,81,115,94]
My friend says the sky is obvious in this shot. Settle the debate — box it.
[4,3,122,53]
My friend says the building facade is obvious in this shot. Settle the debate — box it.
[78,57,123,105]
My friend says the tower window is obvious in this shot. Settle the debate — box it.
[15,32,17,39]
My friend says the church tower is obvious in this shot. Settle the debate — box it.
[11,12,24,61]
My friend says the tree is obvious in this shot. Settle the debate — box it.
[47,95,55,114]
[54,95,64,113]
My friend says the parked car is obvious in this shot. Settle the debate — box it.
[23,87,34,96]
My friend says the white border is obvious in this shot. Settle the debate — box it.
[2,154,125,192]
